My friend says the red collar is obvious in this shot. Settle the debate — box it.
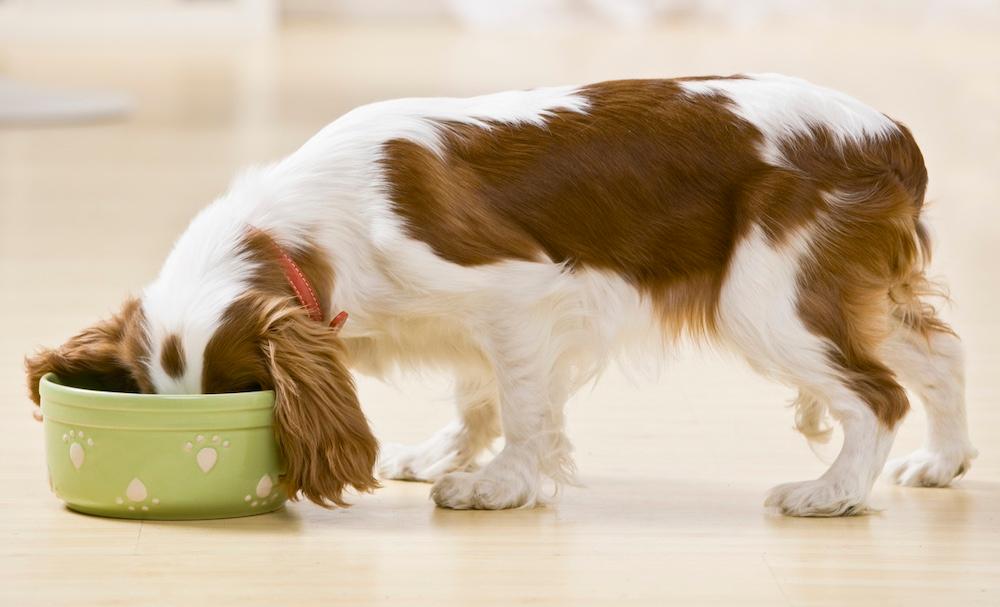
[257,230,348,332]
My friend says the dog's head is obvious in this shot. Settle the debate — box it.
[25,229,378,507]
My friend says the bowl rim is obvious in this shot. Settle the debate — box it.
[40,373,275,411]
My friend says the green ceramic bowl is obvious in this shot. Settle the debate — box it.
[40,373,287,520]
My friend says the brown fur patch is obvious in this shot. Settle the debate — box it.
[787,125,931,427]
[381,77,934,427]
[202,294,271,395]
[203,293,378,506]
[264,300,379,507]
[160,334,186,379]
[382,78,771,336]
[25,297,152,402]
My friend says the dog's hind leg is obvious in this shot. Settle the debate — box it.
[378,375,501,482]
[764,377,901,517]
[720,226,904,516]
[881,313,977,487]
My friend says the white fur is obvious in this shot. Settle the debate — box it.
[679,73,898,165]
[881,326,977,486]
[138,77,971,514]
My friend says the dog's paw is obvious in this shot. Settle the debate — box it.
[765,479,868,517]
[431,470,536,510]
[884,447,976,487]
[378,441,472,483]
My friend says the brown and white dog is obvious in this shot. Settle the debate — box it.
[26,74,977,516]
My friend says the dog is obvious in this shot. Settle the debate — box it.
[26,74,977,516]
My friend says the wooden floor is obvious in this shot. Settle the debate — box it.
[1,19,998,607]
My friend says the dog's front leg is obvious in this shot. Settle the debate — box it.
[431,318,574,510]
[379,375,501,482]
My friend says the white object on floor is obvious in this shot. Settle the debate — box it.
[0,78,132,125]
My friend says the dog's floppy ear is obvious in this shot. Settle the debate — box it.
[264,305,379,507]
[25,297,149,404]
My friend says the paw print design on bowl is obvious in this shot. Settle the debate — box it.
[183,434,230,473]
[243,474,282,508]
[115,478,160,512]
[61,429,95,470]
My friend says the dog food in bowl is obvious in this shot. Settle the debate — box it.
[40,373,286,520]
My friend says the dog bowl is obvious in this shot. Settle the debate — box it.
[39,373,287,520]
